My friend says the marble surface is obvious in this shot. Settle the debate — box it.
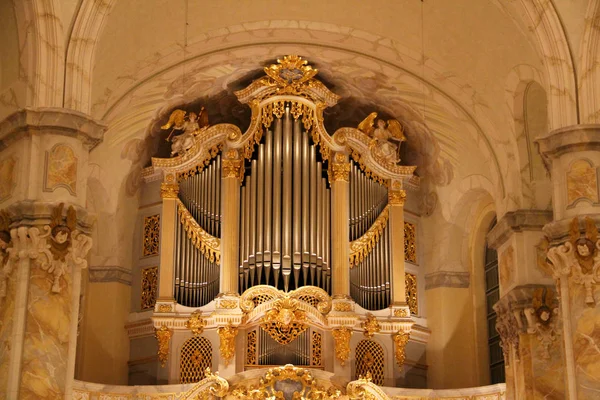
[0,257,16,395]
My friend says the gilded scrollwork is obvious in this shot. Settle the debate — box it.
[155,325,172,368]
[143,214,160,256]
[332,327,352,366]
[239,285,331,315]
[405,273,418,315]
[160,182,180,199]
[260,296,308,345]
[404,222,417,263]
[388,189,406,206]
[218,323,238,366]
[141,266,158,310]
[186,310,207,335]
[328,160,350,183]
[177,199,220,263]
[362,313,381,339]
[393,330,410,367]
[350,206,389,268]
[181,368,229,400]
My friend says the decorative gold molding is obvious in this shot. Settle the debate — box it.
[141,266,158,310]
[222,158,244,182]
[218,299,238,309]
[349,205,389,268]
[155,325,172,368]
[240,285,332,314]
[388,189,406,206]
[160,182,179,199]
[312,331,323,366]
[246,330,257,365]
[157,303,173,313]
[333,302,352,312]
[332,327,352,366]
[177,199,220,263]
[260,296,308,345]
[218,323,238,366]
[404,221,417,263]
[405,273,418,315]
[185,311,207,335]
[393,331,410,367]
[362,313,381,339]
[328,161,350,183]
[143,214,160,257]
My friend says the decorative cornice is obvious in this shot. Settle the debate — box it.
[424,271,470,289]
[487,209,553,249]
[536,124,600,173]
[0,107,106,150]
[88,266,132,285]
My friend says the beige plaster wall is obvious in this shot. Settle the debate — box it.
[0,1,26,120]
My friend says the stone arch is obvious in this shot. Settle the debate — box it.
[64,0,118,113]
[579,0,600,123]
[517,0,578,129]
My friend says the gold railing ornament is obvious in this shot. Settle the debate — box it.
[260,296,308,345]
[349,205,390,268]
[218,323,238,367]
[181,368,229,400]
[346,372,392,400]
[155,325,172,368]
[332,327,353,366]
[363,313,381,339]
[177,199,221,263]
[393,330,410,367]
[186,310,207,335]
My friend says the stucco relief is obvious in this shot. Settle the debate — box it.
[499,245,515,290]
[566,159,598,206]
[44,144,78,195]
[0,156,17,202]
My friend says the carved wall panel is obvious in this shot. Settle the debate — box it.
[180,336,212,384]
[143,214,160,256]
[404,222,417,263]
[246,330,257,365]
[566,159,598,205]
[141,266,158,310]
[355,339,385,385]
[405,273,418,315]
[44,143,78,195]
[311,331,322,367]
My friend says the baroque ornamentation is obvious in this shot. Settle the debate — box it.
[158,303,173,312]
[186,310,207,335]
[312,331,323,366]
[394,308,410,317]
[143,214,160,256]
[363,313,381,339]
[161,106,210,157]
[155,325,172,368]
[160,182,180,199]
[222,158,244,182]
[140,266,158,310]
[218,323,238,366]
[230,364,342,399]
[546,217,600,305]
[388,189,406,206]
[405,273,418,315]
[240,285,331,314]
[183,368,229,400]
[333,302,352,312]
[218,299,238,309]
[355,340,385,386]
[332,327,352,366]
[246,330,257,365]
[180,336,212,384]
[524,287,560,360]
[349,206,389,268]
[494,303,520,366]
[328,160,350,183]
[358,112,406,165]
[177,199,220,263]
[260,296,308,345]
[393,331,410,367]
[44,143,78,195]
[404,221,417,263]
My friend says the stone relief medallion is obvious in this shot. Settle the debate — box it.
[566,159,598,205]
[44,143,78,195]
[0,156,17,202]
[499,245,515,290]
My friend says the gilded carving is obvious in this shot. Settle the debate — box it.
[44,143,78,195]
[221,158,244,181]
[140,266,158,310]
[0,156,17,202]
[566,159,598,205]
[333,302,352,312]
[240,285,331,314]
[218,299,238,309]
[332,327,352,366]
[155,325,172,367]
[186,310,207,335]
[177,199,220,263]
[157,304,173,313]
[388,189,406,206]
[328,160,350,183]
[524,287,559,360]
[355,340,385,385]
[161,106,209,156]
[246,330,257,365]
[260,296,308,345]
[160,182,179,199]
[350,206,389,268]
[358,112,406,165]
[218,323,238,366]
[362,313,381,339]
[405,273,418,315]
[143,214,160,256]
[180,336,212,384]
[499,245,515,289]
[404,221,417,263]
[394,308,410,317]
[393,331,410,367]
[312,331,323,366]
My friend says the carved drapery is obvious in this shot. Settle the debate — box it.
[155,325,172,368]
[218,323,238,367]
[332,327,352,366]
[393,330,410,367]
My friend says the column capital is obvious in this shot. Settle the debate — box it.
[221,148,244,182]
[160,182,180,199]
[388,189,406,206]
[328,152,350,183]
[487,209,553,250]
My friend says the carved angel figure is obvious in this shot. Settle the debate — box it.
[358,112,406,164]
[161,107,209,156]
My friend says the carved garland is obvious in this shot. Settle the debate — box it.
[349,205,390,268]
[176,199,220,263]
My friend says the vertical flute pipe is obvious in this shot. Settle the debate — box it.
[282,109,293,291]
[239,185,246,290]
[309,145,317,264]
[316,163,323,267]
[208,162,215,236]
[325,187,330,290]
[219,156,241,295]
[183,226,189,305]
[243,175,250,270]
[272,118,283,287]
[264,128,273,285]
[174,216,180,302]
[293,119,302,268]
[256,144,265,284]
[216,155,222,237]
[249,162,257,286]
[301,130,310,266]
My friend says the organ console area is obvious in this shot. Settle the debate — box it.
[135,56,425,386]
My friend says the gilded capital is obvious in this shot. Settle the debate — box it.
[222,158,244,182]
[388,189,406,206]
[328,161,350,183]
[160,182,179,199]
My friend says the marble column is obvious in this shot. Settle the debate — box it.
[537,124,600,400]
[0,108,102,399]
[329,153,351,299]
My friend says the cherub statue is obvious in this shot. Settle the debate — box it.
[161,107,209,156]
[358,112,406,164]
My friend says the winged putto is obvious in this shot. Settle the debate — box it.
[358,112,406,164]
[161,107,210,156]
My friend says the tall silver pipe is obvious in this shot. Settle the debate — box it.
[282,109,293,291]
[293,118,302,268]
[316,163,323,267]
[301,131,309,265]
[264,128,273,284]
[309,145,316,264]
[249,160,257,285]
[256,144,265,283]
[272,118,282,286]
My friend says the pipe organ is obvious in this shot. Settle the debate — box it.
[256,328,311,366]
[239,109,331,293]
[174,155,222,307]
[349,162,391,310]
